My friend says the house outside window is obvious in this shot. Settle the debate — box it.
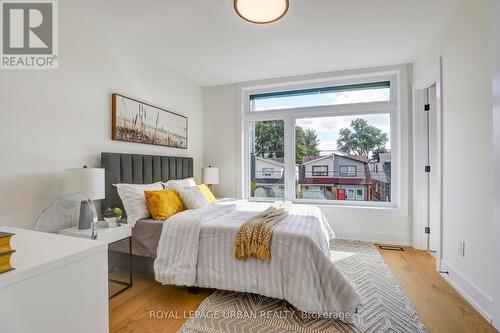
[250,136,285,199]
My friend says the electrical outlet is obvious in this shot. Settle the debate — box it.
[458,241,466,257]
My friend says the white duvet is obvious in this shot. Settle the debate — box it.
[154,199,362,318]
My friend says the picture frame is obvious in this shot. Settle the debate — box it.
[112,93,188,149]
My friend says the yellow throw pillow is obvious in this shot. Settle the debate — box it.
[197,184,216,203]
[144,190,185,220]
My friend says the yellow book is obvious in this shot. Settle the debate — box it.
[0,250,15,274]
[0,231,14,254]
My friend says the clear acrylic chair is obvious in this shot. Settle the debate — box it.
[34,192,98,240]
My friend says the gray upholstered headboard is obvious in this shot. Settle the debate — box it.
[101,152,193,215]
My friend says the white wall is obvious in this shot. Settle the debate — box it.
[203,85,238,198]
[413,0,493,321]
[0,1,204,229]
[203,83,412,245]
[492,0,500,329]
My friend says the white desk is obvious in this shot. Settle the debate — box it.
[60,223,133,298]
[59,223,132,243]
[0,227,109,333]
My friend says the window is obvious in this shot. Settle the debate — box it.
[249,120,285,199]
[356,189,364,201]
[295,114,391,202]
[340,165,357,177]
[241,68,404,208]
[262,168,274,177]
[251,81,390,112]
[312,166,328,176]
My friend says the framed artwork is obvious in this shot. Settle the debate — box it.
[112,93,188,149]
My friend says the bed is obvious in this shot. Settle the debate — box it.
[102,152,193,259]
[102,152,362,320]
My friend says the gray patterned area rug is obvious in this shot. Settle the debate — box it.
[179,239,427,333]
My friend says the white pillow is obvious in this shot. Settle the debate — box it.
[177,186,209,210]
[163,177,196,190]
[114,182,163,226]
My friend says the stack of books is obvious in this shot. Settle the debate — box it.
[0,232,15,274]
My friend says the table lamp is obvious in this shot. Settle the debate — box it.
[202,166,219,189]
[64,166,105,229]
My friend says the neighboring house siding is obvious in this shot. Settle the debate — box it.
[255,159,283,179]
[254,157,284,185]
[369,152,391,201]
[298,154,371,201]
[304,157,334,179]
[300,155,370,185]
[369,152,391,183]
[334,156,368,180]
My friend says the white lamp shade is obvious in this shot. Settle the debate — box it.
[64,168,105,200]
[202,167,219,185]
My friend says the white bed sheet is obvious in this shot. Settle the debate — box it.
[154,199,361,319]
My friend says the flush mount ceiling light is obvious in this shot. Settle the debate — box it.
[234,0,289,24]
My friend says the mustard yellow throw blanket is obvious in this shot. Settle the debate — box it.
[234,201,290,261]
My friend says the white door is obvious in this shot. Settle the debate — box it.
[493,2,500,328]
[346,189,355,200]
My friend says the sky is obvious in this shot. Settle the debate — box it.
[253,87,390,110]
[297,114,391,155]
[254,88,391,155]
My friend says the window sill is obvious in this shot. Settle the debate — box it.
[246,197,407,216]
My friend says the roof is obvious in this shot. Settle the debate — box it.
[337,154,369,163]
[255,156,284,166]
[302,155,331,165]
[302,155,324,163]
[369,152,391,164]
[268,157,284,164]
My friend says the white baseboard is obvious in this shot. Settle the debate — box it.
[441,260,493,324]
[336,232,494,324]
[334,229,411,246]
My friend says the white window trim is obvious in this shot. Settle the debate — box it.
[236,65,409,215]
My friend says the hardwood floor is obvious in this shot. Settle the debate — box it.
[109,277,213,333]
[379,246,496,333]
[109,247,497,333]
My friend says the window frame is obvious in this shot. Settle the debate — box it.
[312,165,329,177]
[237,65,409,213]
[339,165,357,177]
[356,189,364,201]
[250,81,391,112]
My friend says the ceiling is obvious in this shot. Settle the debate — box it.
[69,0,462,86]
